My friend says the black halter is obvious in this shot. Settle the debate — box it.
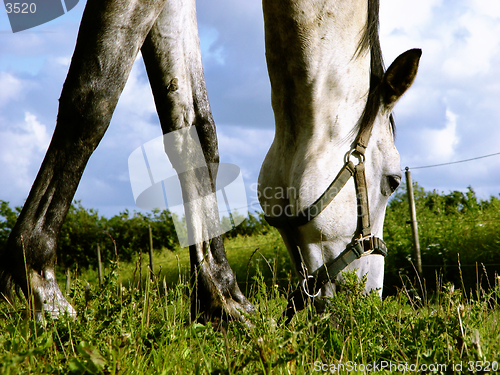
[264,119,388,325]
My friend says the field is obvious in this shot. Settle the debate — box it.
[1,230,500,374]
[1,183,500,373]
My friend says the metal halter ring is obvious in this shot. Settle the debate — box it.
[344,148,365,165]
[302,275,321,298]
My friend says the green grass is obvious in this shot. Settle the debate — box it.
[1,232,500,374]
[69,229,295,297]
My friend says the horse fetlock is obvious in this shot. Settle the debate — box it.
[30,269,76,321]
[192,265,254,324]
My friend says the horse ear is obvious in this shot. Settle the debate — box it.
[381,48,421,107]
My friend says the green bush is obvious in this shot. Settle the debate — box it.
[384,182,500,296]
[102,208,178,264]
[0,200,21,254]
[0,201,179,270]
[58,202,109,269]
[222,211,272,239]
[59,204,179,269]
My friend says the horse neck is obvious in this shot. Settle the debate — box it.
[263,0,371,149]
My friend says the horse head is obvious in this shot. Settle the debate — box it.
[259,1,421,317]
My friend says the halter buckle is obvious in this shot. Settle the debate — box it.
[302,275,321,298]
[355,234,375,256]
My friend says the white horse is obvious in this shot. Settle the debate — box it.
[0,0,419,323]
[258,0,420,321]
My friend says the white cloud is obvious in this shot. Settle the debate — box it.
[380,0,500,199]
[421,109,459,161]
[380,0,442,35]
[0,112,50,197]
[380,0,443,62]
[199,25,226,66]
[106,54,160,150]
[381,0,500,79]
[472,0,500,18]
[52,56,71,67]
[217,125,273,181]
[216,125,274,212]
[118,54,156,118]
[0,72,23,107]
[218,127,273,162]
[24,112,50,149]
[441,10,500,79]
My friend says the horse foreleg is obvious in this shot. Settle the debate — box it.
[0,0,167,319]
[141,0,254,323]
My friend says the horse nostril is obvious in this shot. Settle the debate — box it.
[388,174,401,193]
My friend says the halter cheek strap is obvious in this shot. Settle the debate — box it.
[263,121,388,325]
[264,160,356,229]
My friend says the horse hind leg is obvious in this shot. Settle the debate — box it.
[0,0,168,319]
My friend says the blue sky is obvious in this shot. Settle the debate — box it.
[1,0,499,218]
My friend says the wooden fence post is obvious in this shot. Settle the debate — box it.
[405,167,423,276]
[65,268,71,296]
[97,243,103,286]
[149,225,155,280]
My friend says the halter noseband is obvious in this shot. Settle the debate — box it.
[263,119,388,325]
